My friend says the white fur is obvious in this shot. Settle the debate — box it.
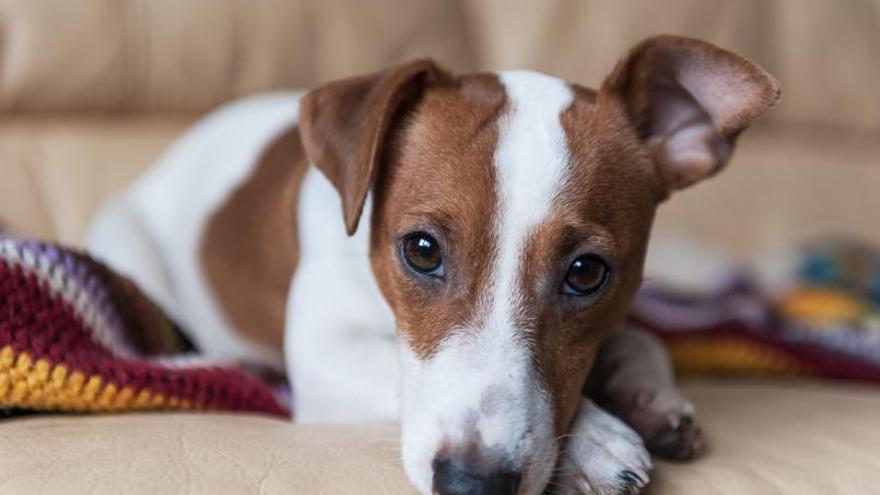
[285,170,399,422]
[399,71,575,494]
[558,399,652,495]
[88,92,305,370]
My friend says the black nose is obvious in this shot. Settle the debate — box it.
[432,457,521,495]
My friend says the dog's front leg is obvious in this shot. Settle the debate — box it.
[554,398,652,495]
[555,326,705,494]
[585,325,705,460]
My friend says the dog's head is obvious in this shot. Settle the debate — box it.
[300,35,779,495]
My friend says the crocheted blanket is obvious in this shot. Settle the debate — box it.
[632,238,880,384]
[0,234,288,417]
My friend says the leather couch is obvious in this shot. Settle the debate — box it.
[1,1,878,493]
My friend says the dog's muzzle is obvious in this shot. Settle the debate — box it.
[432,456,522,495]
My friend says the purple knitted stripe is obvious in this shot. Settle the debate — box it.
[1,236,136,357]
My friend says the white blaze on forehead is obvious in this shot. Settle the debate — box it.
[398,72,575,495]
[488,70,574,329]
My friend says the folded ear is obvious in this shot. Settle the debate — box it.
[601,35,781,192]
[299,60,450,235]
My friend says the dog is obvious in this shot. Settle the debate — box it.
[87,35,779,495]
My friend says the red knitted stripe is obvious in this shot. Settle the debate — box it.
[1,258,287,416]
[1,260,115,367]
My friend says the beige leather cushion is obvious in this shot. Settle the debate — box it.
[0,116,193,244]
[2,380,877,494]
[0,0,475,112]
[5,0,880,128]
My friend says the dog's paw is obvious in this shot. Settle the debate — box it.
[555,399,652,495]
[610,387,706,462]
[642,399,705,461]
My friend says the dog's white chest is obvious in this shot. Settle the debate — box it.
[285,167,398,420]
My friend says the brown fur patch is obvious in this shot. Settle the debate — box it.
[299,60,453,235]
[369,73,507,359]
[522,83,666,434]
[200,127,308,356]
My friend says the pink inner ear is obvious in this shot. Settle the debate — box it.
[659,122,730,188]
[646,56,760,189]
[684,70,739,125]
[647,78,730,188]
[677,55,775,136]
[605,36,780,191]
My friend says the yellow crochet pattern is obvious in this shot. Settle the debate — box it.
[0,346,191,412]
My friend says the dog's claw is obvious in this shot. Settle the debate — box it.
[615,469,646,495]
[618,469,643,486]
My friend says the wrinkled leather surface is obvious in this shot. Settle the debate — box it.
[463,0,880,129]
[0,0,475,112]
[2,381,878,494]
[0,115,194,243]
[3,0,880,128]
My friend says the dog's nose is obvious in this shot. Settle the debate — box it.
[432,457,521,495]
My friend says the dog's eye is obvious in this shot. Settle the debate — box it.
[563,255,609,295]
[402,233,444,277]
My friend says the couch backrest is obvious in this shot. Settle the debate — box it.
[0,0,475,112]
[3,0,880,130]
[465,0,880,130]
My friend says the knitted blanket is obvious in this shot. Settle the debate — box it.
[631,239,880,384]
[0,234,287,417]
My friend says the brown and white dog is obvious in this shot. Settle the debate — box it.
[88,36,779,495]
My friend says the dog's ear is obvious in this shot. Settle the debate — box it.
[601,35,780,192]
[299,60,450,235]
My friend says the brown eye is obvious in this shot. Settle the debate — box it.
[563,255,609,295]
[402,233,444,277]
